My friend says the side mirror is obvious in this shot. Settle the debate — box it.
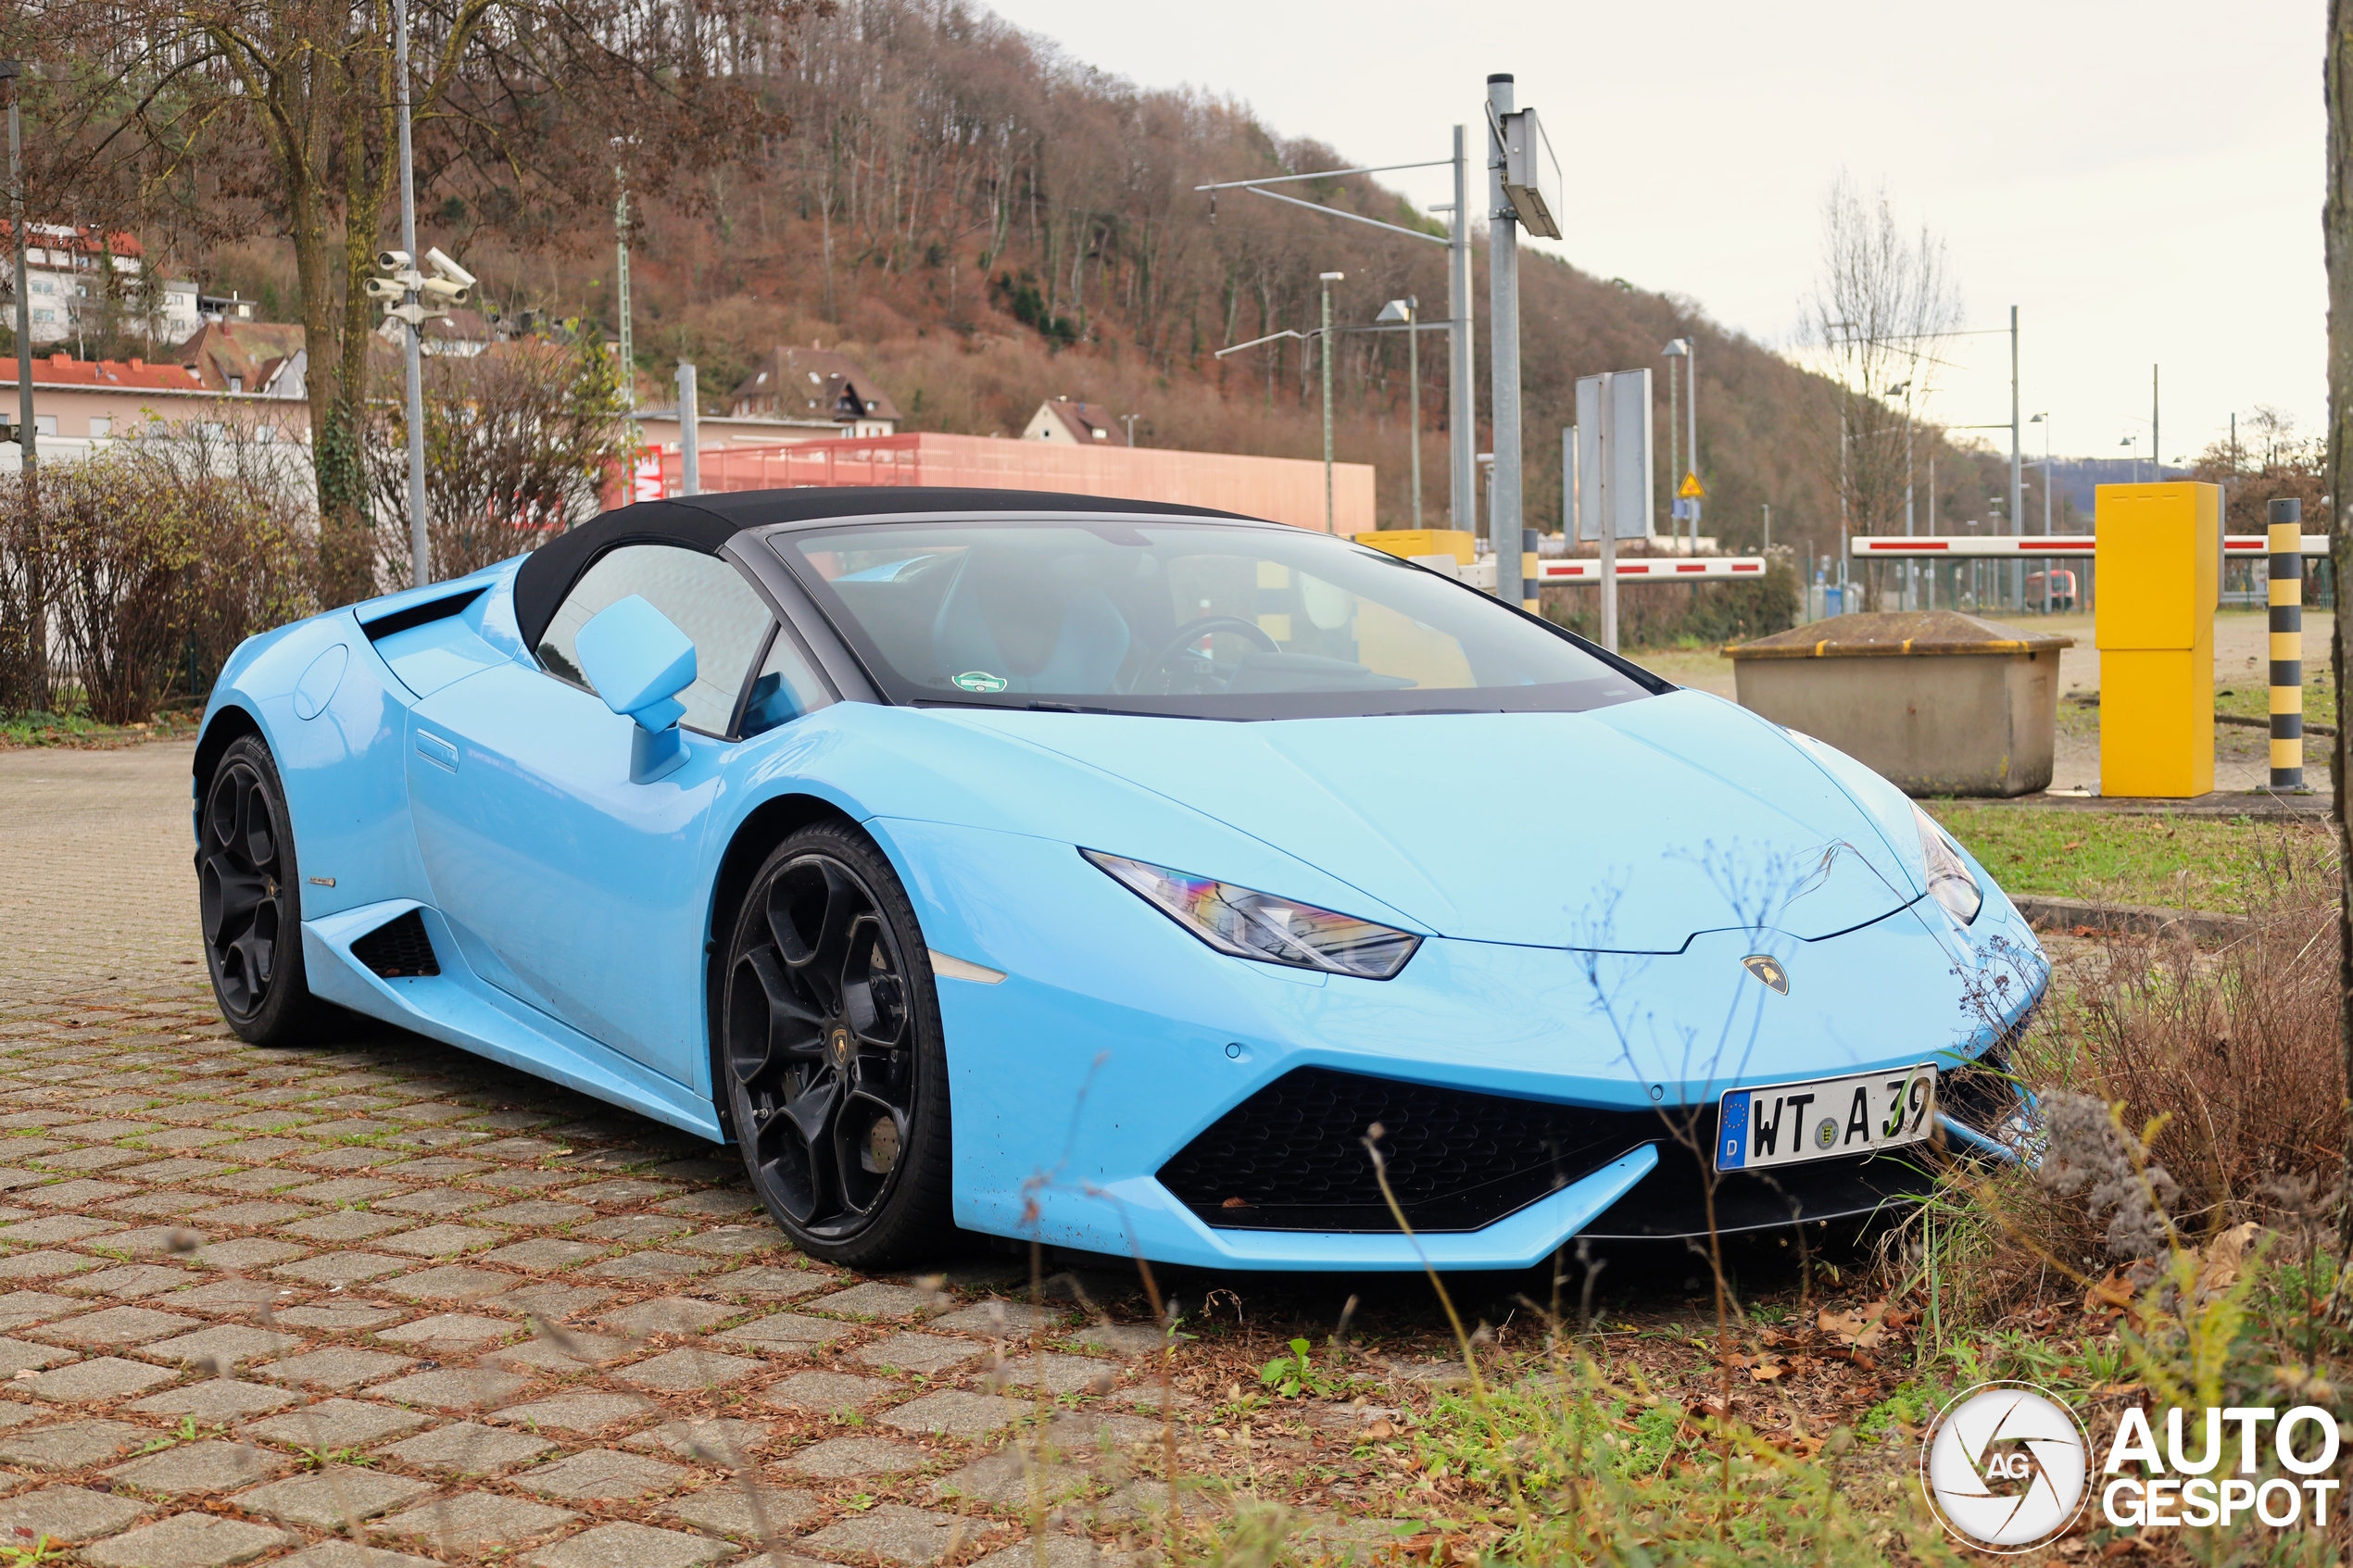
[574,596,697,783]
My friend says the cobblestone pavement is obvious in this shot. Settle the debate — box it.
[0,742,1199,1567]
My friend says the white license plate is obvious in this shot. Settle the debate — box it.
[1716,1065,1937,1172]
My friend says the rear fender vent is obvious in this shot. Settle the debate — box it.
[351,909,440,979]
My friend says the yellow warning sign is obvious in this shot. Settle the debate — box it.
[1678,472,1705,499]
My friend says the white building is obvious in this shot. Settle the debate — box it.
[1022,396,1127,445]
[4,223,201,346]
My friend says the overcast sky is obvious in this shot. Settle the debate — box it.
[983,0,2323,471]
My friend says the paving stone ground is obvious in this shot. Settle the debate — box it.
[0,742,1189,1564]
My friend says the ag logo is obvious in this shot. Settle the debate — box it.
[951,671,1009,694]
[1920,1382,2090,1552]
[1741,954,1788,995]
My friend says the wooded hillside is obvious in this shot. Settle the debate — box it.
[189,0,2016,564]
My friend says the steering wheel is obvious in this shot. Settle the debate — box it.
[1130,615,1280,694]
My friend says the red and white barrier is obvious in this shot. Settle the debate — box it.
[1848,534,2328,558]
[1537,556,1768,583]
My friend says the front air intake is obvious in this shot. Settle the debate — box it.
[351,909,440,979]
[1156,1067,1649,1234]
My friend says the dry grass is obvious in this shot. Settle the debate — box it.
[1924,859,2345,1335]
[2043,867,2341,1233]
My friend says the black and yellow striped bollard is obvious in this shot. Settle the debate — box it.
[2269,496,2303,791]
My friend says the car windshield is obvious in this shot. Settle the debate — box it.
[768,518,1664,719]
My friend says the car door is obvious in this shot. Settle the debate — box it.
[407,543,830,1084]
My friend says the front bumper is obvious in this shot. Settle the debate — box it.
[879,817,2045,1272]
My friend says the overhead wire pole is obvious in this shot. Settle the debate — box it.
[394,0,429,587]
[1449,124,1475,535]
[1196,149,1469,535]
[615,164,634,410]
[1484,74,1521,595]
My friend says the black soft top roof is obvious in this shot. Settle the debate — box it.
[512,486,1263,658]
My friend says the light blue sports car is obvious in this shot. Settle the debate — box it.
[195,488,2040,1272]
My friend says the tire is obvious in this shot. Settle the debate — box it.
[720,823,957,1269]
[196,734,323,1046]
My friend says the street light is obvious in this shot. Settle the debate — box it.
[1377,296,1421,530]
[2120,434,2138,483]
[1197,134,1475,533]
[0,59,31,490]
[1661,338,1692,551]
[1888,379,1916,607]
[384,1,434,583]
[1318,272,1344,534]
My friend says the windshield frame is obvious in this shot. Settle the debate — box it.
[760,511,1673,721]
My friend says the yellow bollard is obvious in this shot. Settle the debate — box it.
[2269,497,2304,789]
[2095,482,2220,798]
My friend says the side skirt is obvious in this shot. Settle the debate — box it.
[302,899,724,1142]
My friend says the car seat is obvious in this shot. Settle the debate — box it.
[930,549,1132,695]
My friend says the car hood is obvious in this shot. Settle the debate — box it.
[938,691,1925,952]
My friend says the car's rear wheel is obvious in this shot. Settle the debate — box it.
[722,824,956,1269]
[198,734,322,1046]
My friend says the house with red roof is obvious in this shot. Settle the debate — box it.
[1,351,308,452]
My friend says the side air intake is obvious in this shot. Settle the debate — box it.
[351,909,440,979]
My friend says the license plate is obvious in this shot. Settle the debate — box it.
[1716,1065,1937,1172]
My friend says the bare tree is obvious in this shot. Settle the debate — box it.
[47,0,822,603]
[2189,405,2330,533]
[367,332,633,583]
[1796,172,1962,600]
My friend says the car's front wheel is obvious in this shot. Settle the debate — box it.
[722,824,956,1269]
[198,734,322,1046]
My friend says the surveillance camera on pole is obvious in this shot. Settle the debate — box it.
[365,61,475,589]
[425,247,476,290]
[371,242,471,323]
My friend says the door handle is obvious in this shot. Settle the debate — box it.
[416,732,459,772]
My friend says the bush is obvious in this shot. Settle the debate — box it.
[0,483,46,714]
[41,458,196,724]
[368,334,633,584]
[1937,856,2343,1328]
[0,428,318,723]
[2045,855,2341,1231]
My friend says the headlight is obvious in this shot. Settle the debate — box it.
[1912,804,1982,925]
[1082,849,1421,980]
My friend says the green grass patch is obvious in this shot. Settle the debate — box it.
[1931,804,2331,911]
[0,709,198,747]
[2216,670,2336,729]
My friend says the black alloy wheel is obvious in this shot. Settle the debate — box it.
[197,735,320,1045]
[723,824,954,1267]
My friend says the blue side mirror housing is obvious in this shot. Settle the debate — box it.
[574,596,697,783]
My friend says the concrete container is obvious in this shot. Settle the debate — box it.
[1728,611,2073,797]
